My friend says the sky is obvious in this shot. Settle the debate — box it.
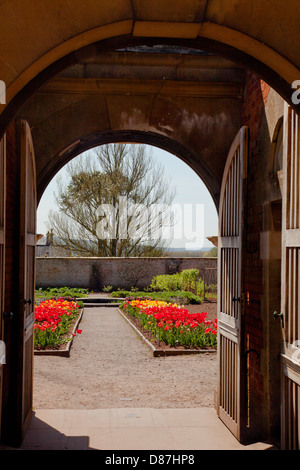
[37,145,218,250]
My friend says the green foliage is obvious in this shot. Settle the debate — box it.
[150,273,182,291]
[196,278,204,297]
[150,269,199,293]
[181,269,199,293]
[34,312,76,349]
[202,247,218,257]
[111,290,136,298]
[123,301,217,349]
[110,267,219,303]
[35,287,89,304]
[149,269,217,301]
[103,285,113,292]
[113,268,217,303]
[111,289,202,304]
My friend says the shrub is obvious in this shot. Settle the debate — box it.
[150,273,182,291]
[103,285,113,292]
[181,269,199,293]
[150,269,200,294]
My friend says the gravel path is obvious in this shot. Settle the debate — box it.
[33,306,218,410]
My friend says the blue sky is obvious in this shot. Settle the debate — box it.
[37,146,218,249]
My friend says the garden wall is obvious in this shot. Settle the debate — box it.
[35,256,218,290]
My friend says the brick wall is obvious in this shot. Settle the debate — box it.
[35,256,217,290]
[242,71,272,439]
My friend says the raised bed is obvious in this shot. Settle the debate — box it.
[117,308,217,357]
[34,308,83,357]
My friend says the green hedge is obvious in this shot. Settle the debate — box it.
[110,289,202,304]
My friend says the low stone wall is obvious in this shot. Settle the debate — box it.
[35,257,218,290]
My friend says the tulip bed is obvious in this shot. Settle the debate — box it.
[34,298,82,349]
[123,299,217,350]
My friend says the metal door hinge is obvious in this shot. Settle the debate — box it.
[3,311,14,320]
[273,311,284,327]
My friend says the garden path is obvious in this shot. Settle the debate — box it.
[33,306,218,409]
[13,305,276,450]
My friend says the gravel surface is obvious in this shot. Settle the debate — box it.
[33,304,218,410]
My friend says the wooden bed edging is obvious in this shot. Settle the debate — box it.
[117,308,217,357]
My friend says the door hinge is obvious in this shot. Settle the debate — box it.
[273,311,284,327]
[3,311,14,320]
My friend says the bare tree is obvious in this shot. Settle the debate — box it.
[47,144,175,257]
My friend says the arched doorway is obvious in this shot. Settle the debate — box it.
[1,5,300,447]
[33,143,219,424]
[37,143,218,252]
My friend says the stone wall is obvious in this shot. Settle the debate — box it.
[35,256,218,290]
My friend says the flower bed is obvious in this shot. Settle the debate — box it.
[122,299,217,351]
[34,298,82,353]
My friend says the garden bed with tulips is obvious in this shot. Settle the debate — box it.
[34,298,83,357]
[119,298,217,356]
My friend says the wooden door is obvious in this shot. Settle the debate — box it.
[281,104,300,450]
[217,126,248,441]
[17,120,36,442]
[0,134,6,440]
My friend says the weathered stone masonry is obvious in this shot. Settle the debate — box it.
[35,256,218,290]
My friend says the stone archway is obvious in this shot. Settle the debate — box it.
[36,131,221,208]
[17,47,245,208]
[1,1,300,448]
[1,0,300,136]
[1,1,300,123]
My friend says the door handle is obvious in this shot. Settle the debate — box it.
[24,299,32,305]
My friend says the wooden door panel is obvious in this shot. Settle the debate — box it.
[219,332,239,434]
[17,120,36,442]
[217,126,248,441]
[282,360,300,449]
[219,247,239,328]
[281,105,300,449]
[0,134,6,440]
